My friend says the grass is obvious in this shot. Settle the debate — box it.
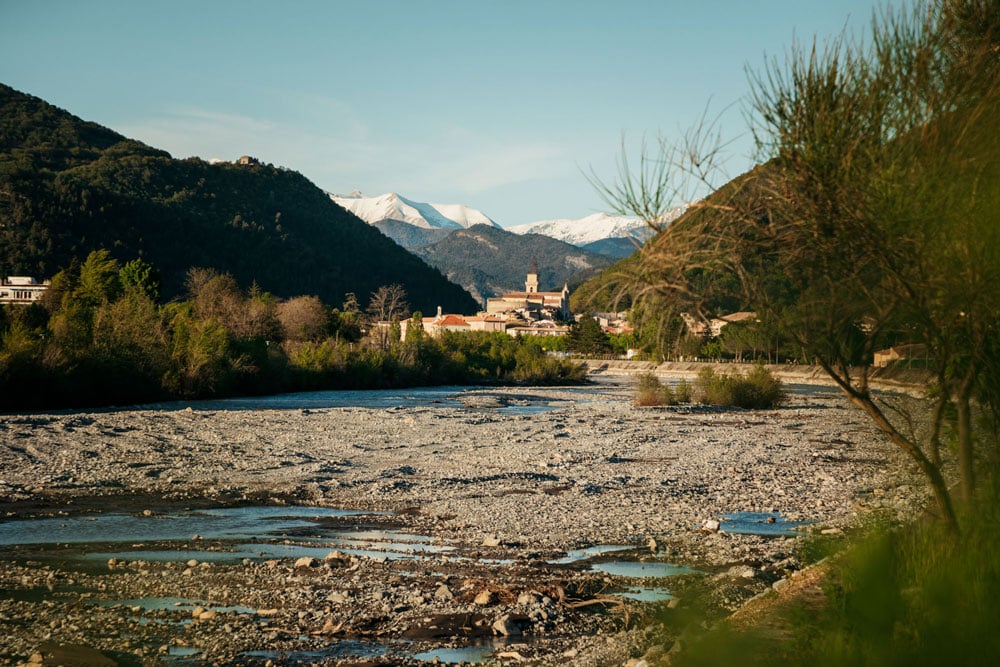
[666,483,1000,667]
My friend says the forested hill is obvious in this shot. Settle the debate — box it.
[0,84,478,313]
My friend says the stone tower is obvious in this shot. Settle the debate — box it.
[525,258,540,294]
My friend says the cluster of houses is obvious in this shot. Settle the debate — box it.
[402,267,582,339]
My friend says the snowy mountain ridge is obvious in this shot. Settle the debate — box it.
[508,208,686,246]
[330,191,500,230]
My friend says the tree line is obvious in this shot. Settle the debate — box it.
[0,251,585,410]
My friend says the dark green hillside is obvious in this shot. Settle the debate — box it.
[0,84,478,313]
[413,224,613,305]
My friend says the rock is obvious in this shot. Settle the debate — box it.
[435,584,454,601]
[821,527,843,535]
[324,550,346,561]
[295,557,318,568]
[191,606,205,618]
[142,509,153,517]
[647,536,658,553]
[198,609,217,621]
[106,558,118,571]
[516,592,538,606]
[728,565,756,579]
[482,534,502,547]
[186,559,199,568]
[700,519,720,533]
[474,590,494,606]
[492,614,521,637]
[773,578,791,592]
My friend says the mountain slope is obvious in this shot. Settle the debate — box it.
[412,224,614,305]
[0,83,478,314]
[331,191,500,231]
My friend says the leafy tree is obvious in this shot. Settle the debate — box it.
[119,257,162,302]
[567,314,610,355]
[76,249,121,306]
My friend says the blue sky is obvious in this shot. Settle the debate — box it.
[1,0,898,227]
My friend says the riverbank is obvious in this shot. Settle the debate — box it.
[583,360,931,396]
[0,377,929,665]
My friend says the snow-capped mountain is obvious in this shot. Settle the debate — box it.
[330,191,500,230]
[507,211,681,246]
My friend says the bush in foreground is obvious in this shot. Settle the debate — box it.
[695,365,786,409]
[635,372,692,406]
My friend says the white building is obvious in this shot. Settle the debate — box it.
[0,277,49,304]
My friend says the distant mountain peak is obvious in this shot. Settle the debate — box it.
[508,211,681,247]
[330,191,500,231]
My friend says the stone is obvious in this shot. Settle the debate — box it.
[198,609,217,621]
[186,559,199,568]
[435,584,454,601]
[324,550,345,561]
[295,557,318,568]
[773,578,791,592]
[700,519,720,533]
[492,614,521,637]
[474,590,494,606]
[516,592,538,606]
[482,535,502,547]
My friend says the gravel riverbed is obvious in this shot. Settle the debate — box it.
[0,375,929,666]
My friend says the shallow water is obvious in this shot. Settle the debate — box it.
[548,544,633,565]
[591,561,695,578]
[719,511,812,536]
[0,506,373,546]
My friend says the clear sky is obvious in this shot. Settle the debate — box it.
[1,0,898,227]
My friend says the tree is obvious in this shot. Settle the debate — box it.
[76,249,121,306]
[597,0,1000,531]
[277,295,329,343]
[367,284,409,350]
[119,258,162,302]
[568,314,610,355]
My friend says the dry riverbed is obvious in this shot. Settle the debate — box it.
[0,377,928,666]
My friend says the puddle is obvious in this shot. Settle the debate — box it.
[238,639,388,663]
[548,544,633,565]
[719,511,812,536]
[89,597,256,614]
[591,561,695,578]
[616,586,675,602]
[413,639,513,663]
[0,506,375,546]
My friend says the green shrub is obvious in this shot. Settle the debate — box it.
[695,365,786,409]
[635,372,694,406]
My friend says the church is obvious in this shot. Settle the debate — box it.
[485,264,570,320]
